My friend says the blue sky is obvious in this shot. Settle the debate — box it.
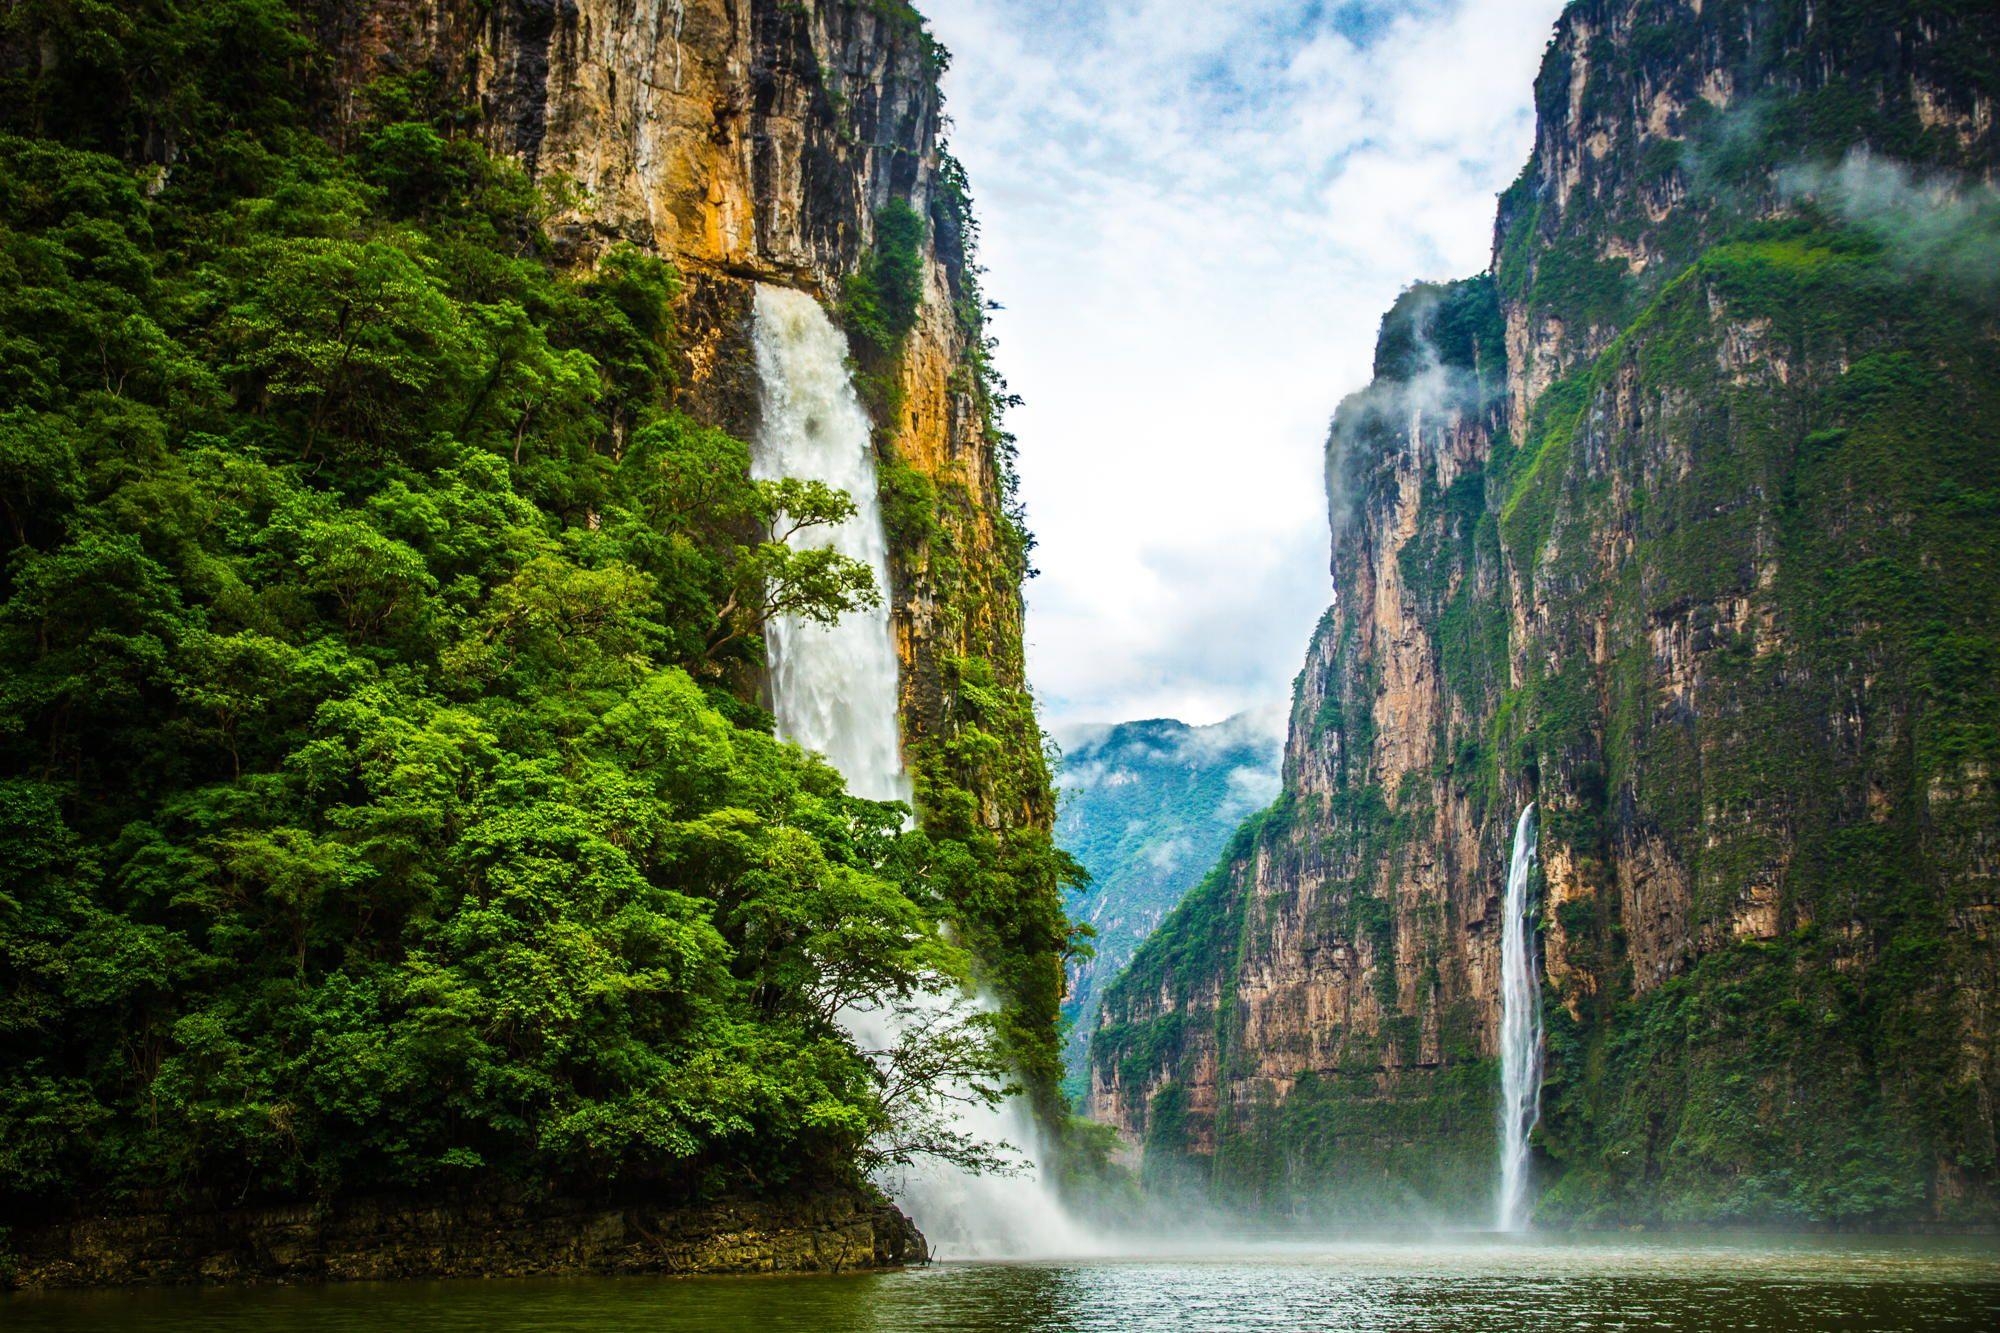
[920,0,1569,733]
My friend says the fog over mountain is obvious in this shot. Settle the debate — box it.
[1054,711,1285,1094]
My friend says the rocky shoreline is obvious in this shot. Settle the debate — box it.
[3,1188,926,1290]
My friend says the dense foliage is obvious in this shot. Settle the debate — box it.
[0,1,1010,1220]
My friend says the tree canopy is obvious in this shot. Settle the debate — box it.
[0,0,1010,1216]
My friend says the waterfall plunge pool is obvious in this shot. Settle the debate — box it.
[6,1234,1997,1330]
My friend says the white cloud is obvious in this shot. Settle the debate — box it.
[1144,835,1194,870]
[1777,148,2000,301]
[922,0,1566,728]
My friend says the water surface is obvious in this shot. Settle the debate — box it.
[8,1235,1998,1331]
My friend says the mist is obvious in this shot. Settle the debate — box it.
[1778,147,2000,303]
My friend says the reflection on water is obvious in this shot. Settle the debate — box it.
[6,1235,1999,1331]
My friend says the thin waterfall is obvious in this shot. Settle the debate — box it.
[1496,803,1542,1232]
[748,284,1092,1259]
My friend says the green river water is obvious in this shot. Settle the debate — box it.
[5,1235,1998,1331]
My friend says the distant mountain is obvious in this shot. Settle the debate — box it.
[1055,713,1283,1097]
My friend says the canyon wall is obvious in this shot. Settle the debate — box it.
[313,0,1067,1086]
[1091,0,2000,1227]
[311,0,1038,810]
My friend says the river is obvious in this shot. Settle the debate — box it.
[7,1235,1998,1331]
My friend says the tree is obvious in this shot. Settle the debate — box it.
[0,3,1029,1223]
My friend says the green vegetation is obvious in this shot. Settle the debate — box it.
[840,198,925,426]
[1212,1059,1498,1221]
[1086,811,1256,1192]
[865,0,950,75]
[842,199,927,362]
[902,652,1081,1114]
[830,149,1082,1140]
[0,1,1033,1225]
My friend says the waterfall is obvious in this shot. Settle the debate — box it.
[1496,803,1542,1232]
[748,285,911,805]
[842,998,1100,1260]
[748,284,1091,1259]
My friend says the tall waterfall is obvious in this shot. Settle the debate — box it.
[1496,803,1542,1232]
[748,285,910,806]
[748,284,1092,1259]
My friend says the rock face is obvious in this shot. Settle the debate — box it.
[1091,0,2000,1227]
[310,0,1029,767]
[5,1188,924,1289]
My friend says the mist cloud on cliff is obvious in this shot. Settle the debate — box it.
[921,0,1567,729]
[1324,287,1500,559]
[1777,148,2000,302]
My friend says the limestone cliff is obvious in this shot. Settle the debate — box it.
[1091,0,2000,1227]
[314,0,1066,1090]
[311,0,1032,790]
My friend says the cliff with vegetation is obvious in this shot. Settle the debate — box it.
[1090,0,2000,1228]
[0,0,1067,1282]
[305,0,1073,1098]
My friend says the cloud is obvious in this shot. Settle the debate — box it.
[922,0,1566,728]
[1325,282,1505,552]
[1056,709,1285,795]
[1144,835,1194,870]
[1777,148,2000,302]
[1176,703,1293,756]
[1225,761,1285,810]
